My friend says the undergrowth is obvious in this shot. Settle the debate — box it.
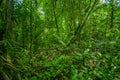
[12,40,120,80]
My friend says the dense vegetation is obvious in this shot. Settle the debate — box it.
[0,0,120,80]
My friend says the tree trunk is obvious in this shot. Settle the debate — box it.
[110,0,114,28]
[67,0,97,46]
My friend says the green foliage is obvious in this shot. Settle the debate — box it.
[0,0,120,80]
[14,48,120,80]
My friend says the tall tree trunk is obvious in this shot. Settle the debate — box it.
[30,0,33,53]
[67,0,97,46]
[53,0,59,36]
[4,0,14,57]
[110,0,114,28]
[5,0,9,55]
[0,0,4,55]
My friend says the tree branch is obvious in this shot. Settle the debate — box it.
[67,0,97,46]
